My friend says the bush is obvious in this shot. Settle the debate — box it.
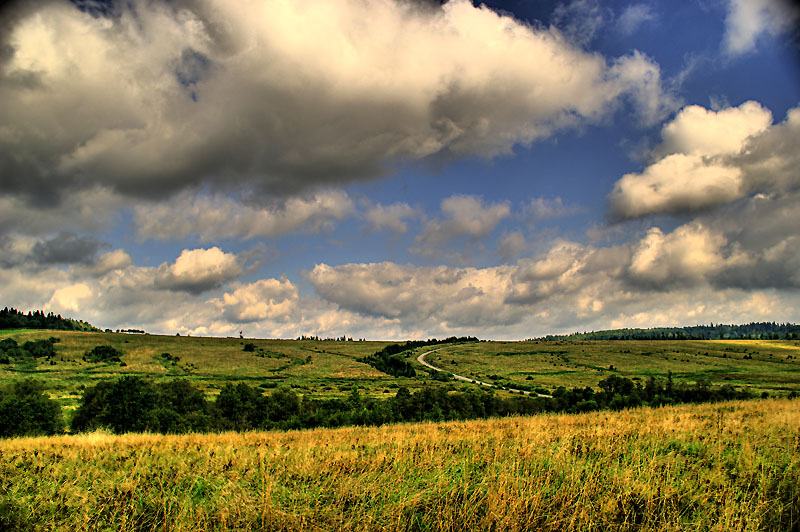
[21,339,57,358]
[430,370,454,382]
[84,345,123,363]
[0,338,18,352]
[0,380,64,437]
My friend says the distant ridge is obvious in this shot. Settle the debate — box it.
[535,322,800,341]
[0,307,99,332]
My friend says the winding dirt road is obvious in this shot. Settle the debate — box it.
[416,347,550,397]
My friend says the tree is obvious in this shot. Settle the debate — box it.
[0,380,64,437]
[71,377,159,434]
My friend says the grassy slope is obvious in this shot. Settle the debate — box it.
[1,399,798,531]
[424,339,800,396]
[0,330,398,410]
[2,330,800,415]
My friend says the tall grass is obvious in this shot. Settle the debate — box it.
[1,398,798,531]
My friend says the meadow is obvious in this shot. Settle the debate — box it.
[1,329,799,416]
[423,339,800,397]
[1,398,798,531]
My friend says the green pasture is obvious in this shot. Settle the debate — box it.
[422,339,800,396]
[2,330,799,414]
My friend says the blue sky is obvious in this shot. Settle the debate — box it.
[1,0,799,339]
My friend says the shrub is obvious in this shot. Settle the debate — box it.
[21,339,57,358]
[84,345,123,363]
[0,338,18,352]
[0,380,64,437]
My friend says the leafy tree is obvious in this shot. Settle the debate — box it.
[154,380,214,433]
[0,380,64,437]
[599,375,634,399]
[216,383,261,431]
[71,376,158,433]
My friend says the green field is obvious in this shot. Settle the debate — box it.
[424,339,800,396]
[2,330,800,415]
[1,399,797,531]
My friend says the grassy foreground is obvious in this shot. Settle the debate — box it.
[1,399,798,531]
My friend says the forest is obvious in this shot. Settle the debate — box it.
[0,307,98,332]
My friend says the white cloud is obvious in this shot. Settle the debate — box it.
[414,195,510,256]
[526,196,580,222]
[307,261,523,330]
[608,101,797,219]
[607,51,680,126]
[364,202,419,234]
[85,249,133,277]
[46,283,93,314]
[218,278,299,323]
[723,0,800,55]
[609,153,744,218]
[155,247,243,294]
[1,205,799,339]
[0,0,676,213]
[628,224,748,286]
[552,0,608,47]
[135,190,354,241]
[616,4,657,35]
[497,231,528,261]
[657,101,772,157]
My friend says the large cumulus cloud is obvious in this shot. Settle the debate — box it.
[608,101,800,219]
[0,0,675,209]
[155,247,244,294]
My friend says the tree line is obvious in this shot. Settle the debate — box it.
[0,307,98,332]
[2,372,783,438]
[537,322,800,341]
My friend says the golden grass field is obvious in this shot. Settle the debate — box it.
[1,398,798,531]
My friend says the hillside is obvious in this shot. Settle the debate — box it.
[1,399,797,531]
[1,329,799,417]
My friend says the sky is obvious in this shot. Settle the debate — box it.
[1,0,799,340]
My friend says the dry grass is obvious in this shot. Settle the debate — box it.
[1,399,798,531]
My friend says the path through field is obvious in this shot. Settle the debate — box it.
[416,347,551,397]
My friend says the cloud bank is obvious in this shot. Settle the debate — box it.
[0,0,674,212]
